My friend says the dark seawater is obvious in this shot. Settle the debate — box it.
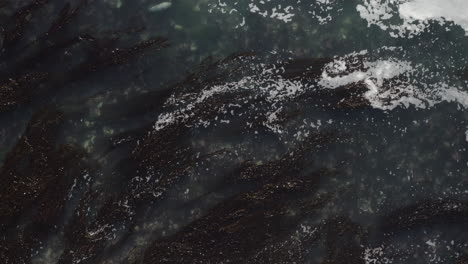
[1,0,468,263]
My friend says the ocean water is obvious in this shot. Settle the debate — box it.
[1,0,468,263]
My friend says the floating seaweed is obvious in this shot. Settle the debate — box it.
[0,0,168,113]
[0,1,169,263]
[2,1,467,264]
[381,199,468,235]
[0,107,93,263]
[142,136,336,264]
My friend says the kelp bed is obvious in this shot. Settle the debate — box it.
[1,1,468,264]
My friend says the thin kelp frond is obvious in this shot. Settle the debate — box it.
[83,37,169,73]
[46,0,88,36]
[236,132,334,183]
[0,72,49,112]
[381,199,468,235]
[0,0,48,51]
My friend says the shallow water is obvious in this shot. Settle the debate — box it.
[1,0,468,263]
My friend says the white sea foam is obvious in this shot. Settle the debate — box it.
[210,0,468,36]
[318,49,468,110]
[153,61,313,135]
[153,48,468,137]
[358,0,468,37]
[399,0,468,35]
[208,0,341,27]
